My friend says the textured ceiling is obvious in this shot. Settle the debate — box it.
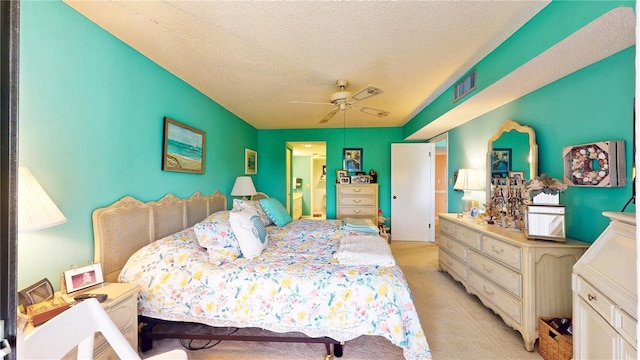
[64,1,549,131]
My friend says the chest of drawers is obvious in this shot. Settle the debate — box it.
[438,214,589,351]
[336,184,378,223]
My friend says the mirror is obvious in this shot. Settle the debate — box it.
[486,119,538,204]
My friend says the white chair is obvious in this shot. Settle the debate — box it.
[18,298,187,359]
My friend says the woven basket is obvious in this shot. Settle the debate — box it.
[539,318,572,360]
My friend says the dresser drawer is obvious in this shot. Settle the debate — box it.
[338,185,377,196]
[617,308,637,346]
[439,219,456,237]
[337,196,376,206]
[440,235,467,262]
[439,250,467,282]
[456,225,481,250]
[469,251,522,297]
[337,206,377,217]
[482,236,522,270]
[575,276,615,325]
[468,271,522,325]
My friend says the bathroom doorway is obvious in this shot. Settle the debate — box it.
[286,141,327,220]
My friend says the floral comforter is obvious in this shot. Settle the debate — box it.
[119,219,431,360]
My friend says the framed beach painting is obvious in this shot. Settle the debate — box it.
[245,148,257,175]
[162,117,205,174]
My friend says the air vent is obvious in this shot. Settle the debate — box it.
[454,70,476,102]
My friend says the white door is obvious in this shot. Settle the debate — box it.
[391,143,435,242]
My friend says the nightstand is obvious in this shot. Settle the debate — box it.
[22,282,139,359]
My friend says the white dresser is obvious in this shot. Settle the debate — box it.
[572,212,637,359]
[438,214,589,351]
[336,184,378,223]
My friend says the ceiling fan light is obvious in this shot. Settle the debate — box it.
[360,107,389,117]
[351,86,383,101]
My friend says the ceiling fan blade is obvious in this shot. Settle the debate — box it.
[319,108,339,124]
[360,107,389,117]
[289,101,333,106]
[350,86,383,101]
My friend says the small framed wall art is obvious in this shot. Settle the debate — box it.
[562,140,625,187]
[245,148,257,175]
[162,117,206,174]
[343,148,363,173]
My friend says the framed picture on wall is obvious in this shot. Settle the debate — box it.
[490,148,511,174]
[245,148,257,175]
[162,117,206,174]
[343,148,363,173]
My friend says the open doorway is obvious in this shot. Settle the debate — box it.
[286,142,327,220]
[429,133,448,235]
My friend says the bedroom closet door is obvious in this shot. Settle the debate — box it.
[391,143,435,242]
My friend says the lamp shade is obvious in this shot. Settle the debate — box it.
[231,176,257,197]
[18,167,67,232]
[453,169,483,191]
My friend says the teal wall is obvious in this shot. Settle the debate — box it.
[18,1,257,289]
[445,48,635,243]
[257,127,403,220]
[405,2,635,243]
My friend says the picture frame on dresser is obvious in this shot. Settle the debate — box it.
[162,117,206,174]
[343,148,363,172]
[339,176,350,184]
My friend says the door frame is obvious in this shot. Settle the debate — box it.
[429,133,449,218]
[1,1,20,357]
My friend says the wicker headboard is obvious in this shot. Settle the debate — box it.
[92,191,227,282]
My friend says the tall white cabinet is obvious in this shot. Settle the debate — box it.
[572,212,637,359]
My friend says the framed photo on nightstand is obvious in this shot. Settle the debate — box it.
[63,263,104,294]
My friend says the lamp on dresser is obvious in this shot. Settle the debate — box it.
[453,168,482,212]
[231,176,257,200]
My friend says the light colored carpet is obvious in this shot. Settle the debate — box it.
[141,242,542,359]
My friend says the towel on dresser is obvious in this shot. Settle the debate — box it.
[340,217,380,234]
[334,234,396,266]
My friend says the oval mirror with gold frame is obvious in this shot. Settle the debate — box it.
[486,120,538,204]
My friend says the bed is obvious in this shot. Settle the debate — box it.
[92,191,431,360]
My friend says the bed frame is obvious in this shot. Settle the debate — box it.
[92,191,344,358]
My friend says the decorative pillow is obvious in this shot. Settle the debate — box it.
[232,199,272,226]
[229,209,268,259]
[193,211,241,265]
[259,198,293,227]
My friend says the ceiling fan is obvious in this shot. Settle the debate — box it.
[291,79,389,124]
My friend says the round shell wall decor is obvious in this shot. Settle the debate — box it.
[562,140,626,187]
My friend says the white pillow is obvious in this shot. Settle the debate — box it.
[232,199,272,226]
[229,209,268,259]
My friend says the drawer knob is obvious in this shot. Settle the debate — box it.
[353,199,362,203]
[587,293,597,301]
[482,264,494,274]
[446,243,454,249]
[483,286,495,297]
[353,209,361,214]
[353,188,361,192]
[491,246,504,254]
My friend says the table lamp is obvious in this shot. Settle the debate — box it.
[453,168,482,212]
[18,167,66,231]
[231,176,257,200]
